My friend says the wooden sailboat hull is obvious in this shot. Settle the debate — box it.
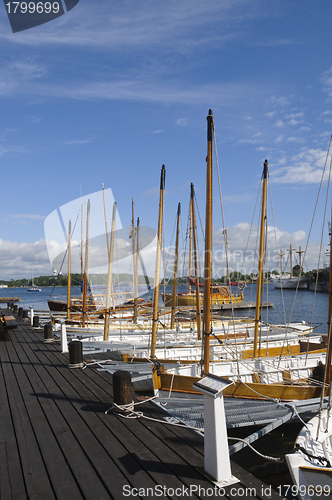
[162,292,244,307]
[154,368,328,401]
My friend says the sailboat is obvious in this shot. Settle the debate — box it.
[152,109,329,401]
[162,184,245,308]
[270,246,310,290]
[27,266,42,292]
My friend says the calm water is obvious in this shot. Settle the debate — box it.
[0,285,82,311]
[0,282,329,333]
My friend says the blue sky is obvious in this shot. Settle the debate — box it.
[0,0,332,279]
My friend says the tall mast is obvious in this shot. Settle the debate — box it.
[80,204,84,295]
[296,246,304,275]
[325,216,332,384]
[170,203,181,330]
[82,199,90,327]
[191,183,201,341]
[203,109,214,374]
[279,249,284,274]
[132,199,138,324]
[288,244,294,277]
[253,160,268,358]
[150,165,166,357]
[103,202,117,341]
[188,197,192,293]
[102,183,110,257]
[66,220,71,320]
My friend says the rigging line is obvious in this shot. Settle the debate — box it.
[275,137,332,361]
[131,199,153,229]
[195,192,205,240]
[300,135,332,330]
[297,137,332,366]
[50,209,81,298]
[213,129,242,368]
[268,176,287,328]
[192,192,203,278]
[266,177,296,364]
[163,210,177,285]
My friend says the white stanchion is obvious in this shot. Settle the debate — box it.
[61,320,68,353]
[193,374,238,486]
[30,306,34,326]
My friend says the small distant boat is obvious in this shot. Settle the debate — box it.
[27,265,41,292]
[27,285,42,292]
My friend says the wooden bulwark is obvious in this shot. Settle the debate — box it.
[0,311,281,499]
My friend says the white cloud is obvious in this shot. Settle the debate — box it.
[270,147,329,184]
[321,67,332,98]
[286,137,305,143]
[0,238,52,279]
[9,214,46,220]
[62,136,96,145]
[275,119,284,127]
[176,118,189,126]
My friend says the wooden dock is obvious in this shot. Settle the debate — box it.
[212,302,274,311]
[0,312,282,500]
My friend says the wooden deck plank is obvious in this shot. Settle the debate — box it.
[0,335,56,500]
[0,341,27,500]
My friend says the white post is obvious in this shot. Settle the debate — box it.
[193,375,238,486]
[30,306,34,326]
[203,391,232,482]
[61,320,68,353]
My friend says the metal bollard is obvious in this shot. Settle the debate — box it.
[43,324,53,343]
[13,305,18,313]
[22,310,28,319]
[113,371,133,406]
[33,316,40,328]
[18,307,23,317]
[68,341,83,368]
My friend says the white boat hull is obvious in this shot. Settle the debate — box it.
[271,276,310,290]
[286,409,332,500]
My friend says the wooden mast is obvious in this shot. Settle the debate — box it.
[103,202,117,341]
[170,203,181,330]
[253,160,268,359]
[150,165,166,358]
[188,196,192,293]
[66,220,71,320]
[102,183,110,257]
[279,249,284,274]
[288,244,294,277]
[82,199,90,328]
[325,216,332,384]
[132,199,138,324]
[296,246,305,275]
[191,183,201,341]
[203,109,214,374]
[80,204,84,296]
